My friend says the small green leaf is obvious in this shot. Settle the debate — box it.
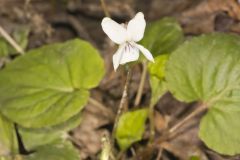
[148,55,169,105]
[166,33,240,155]
[150,77,167,106]
[189,156,200,160]
[141,17,183,57]
[148,54,169,79]
[24,141,80,160]
[0,114,18,156]
[0,39,105,128]
[116,109,148,150]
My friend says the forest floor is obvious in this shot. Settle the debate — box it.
[1,0,240,160]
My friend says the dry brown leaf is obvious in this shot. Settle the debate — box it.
[71,104,111,159]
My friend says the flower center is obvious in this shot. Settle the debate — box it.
[124,42,135,53]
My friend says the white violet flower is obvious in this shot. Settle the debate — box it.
[101,12,154,71]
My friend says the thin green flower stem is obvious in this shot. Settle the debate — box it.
[0,26,24,55]
[112,69,132,138]
[134,61,148,107]
[100,0,110,17]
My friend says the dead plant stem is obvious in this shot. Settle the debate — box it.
[0,26,24,55]
[169,103,207,133]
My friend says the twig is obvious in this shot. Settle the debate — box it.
[100,0,110,17]
[0,26,24,55]
[160,142,187,160]
[88,97,115,121]
[169,102,207,133]
[134,62,148,107]
[130,147,136,157]
[112,69,131,138]
[156,147,163,160]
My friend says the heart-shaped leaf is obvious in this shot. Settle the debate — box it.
[166,33,240,155]
[116,108,148,150]
[0,39,105,128]
[140,17,184,57]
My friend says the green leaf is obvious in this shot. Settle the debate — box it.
[0,39,105,128]
[148,54,169,79]
[19,112,82,150]
[116,108,148,150]
[148,55,169,105]
[0,114,18,156]
[150,77,167,106]
[166,33,240,155]
[24,141,80,160]
[140,17,184,57]
[199,97,240,156]
[0,155,22,160]
[0,38,9,57]
[166,33,240,102]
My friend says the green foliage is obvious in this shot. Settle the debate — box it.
[148,54,169,79]
[0,39,105,128]
[0,39,9,57]
[116,108,148,150]
[141,17,184,57]
[189,156,200,160]
[0,114,18,156]
[199,98,240,156]
[166,33,240,155]
[24,141,80,160]
[150,76,167,106]
[148,55,169,106]
[19,112,82,151]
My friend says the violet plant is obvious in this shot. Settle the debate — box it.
[0,6,240,160]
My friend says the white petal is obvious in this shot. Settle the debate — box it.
[127,12,146,42]
[101,17,127,44]
[112,45,125,71]
[136,44,154,62]
[119,44,139,64]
